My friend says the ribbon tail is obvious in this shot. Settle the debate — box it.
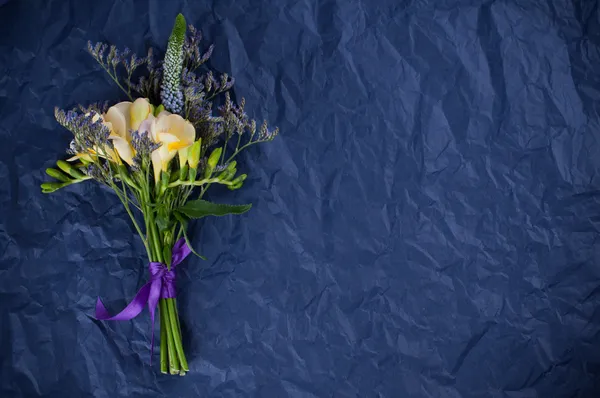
[95,283,152,321]
[147,279,163,364]
[170,237,192,266]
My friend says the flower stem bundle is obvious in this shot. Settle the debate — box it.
[42,14,278,375]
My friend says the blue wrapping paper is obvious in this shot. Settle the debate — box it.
[1,0,600,396]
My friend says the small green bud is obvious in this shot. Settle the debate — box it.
[204,147,222,177]
[154,104,165,116]
[179,164,189,180]
[232,173,247,184]
[57,160,85,179]
[218,160,237,181]
[41,181,69,193]
[159,170,170,195]
[188,168,197,182]
[162,230,173,266]
[169,170,180,183]
[227,173,247,190]
[226,160,237,173]
[188,139,201,169]
[208,148,222,169]
[46,168,71,183]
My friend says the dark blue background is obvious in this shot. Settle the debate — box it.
[2,0,600,397]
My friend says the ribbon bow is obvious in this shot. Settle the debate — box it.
[95,238,191,359]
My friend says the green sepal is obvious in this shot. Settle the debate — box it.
[179,164,189,181]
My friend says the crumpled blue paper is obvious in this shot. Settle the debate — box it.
[2,0,600,397]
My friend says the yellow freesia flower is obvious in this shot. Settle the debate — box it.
[149,111,196,182]
[68,99,154,166]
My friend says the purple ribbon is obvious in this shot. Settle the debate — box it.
[95,238,191,360]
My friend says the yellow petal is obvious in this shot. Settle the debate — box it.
[138,115,155,136]
[110,136,134,165]
[178,146,190,166]
[182,120,196,143]
[167,141,190,151]
[68,152,95,162]
[105,105,128,140]
[130,98,152,131]
[105,101,133,139]
[155,114,191,141]
[151,150,163,184]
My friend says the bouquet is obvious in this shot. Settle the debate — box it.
[41,14,278,375]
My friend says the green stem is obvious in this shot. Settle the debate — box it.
[225,141,258,164]
[137,166,187,375]
[111,181,150,256]
[168,177,234,189]
[173,299,187,375]
[159,302,168,374]
[167,298,188,371]
[97,62,133,101]
[150,221,164,264]
[160,299,179,374]
[144,191,163,264]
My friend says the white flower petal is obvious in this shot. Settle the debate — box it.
[151,150,163,183]
[110,136,134,165]
[130,98,152,131]
[106,102,132,139]
[105,106,128,139]
[138,115,155,136]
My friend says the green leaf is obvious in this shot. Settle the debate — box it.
[177,200,252,219]
[155,212,172,232]
[163,244,172,266]
[174,212,206,260]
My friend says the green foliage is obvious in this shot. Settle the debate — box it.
[177,199,251,219]
[41,160,90,193]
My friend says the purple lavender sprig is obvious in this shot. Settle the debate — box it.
[87,41,147,101]
[183,25,214,71]
[132,48,163,104]
[55,108,112,156]
[131,131,162,171]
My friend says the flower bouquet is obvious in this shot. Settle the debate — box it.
[41,14,278,375]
